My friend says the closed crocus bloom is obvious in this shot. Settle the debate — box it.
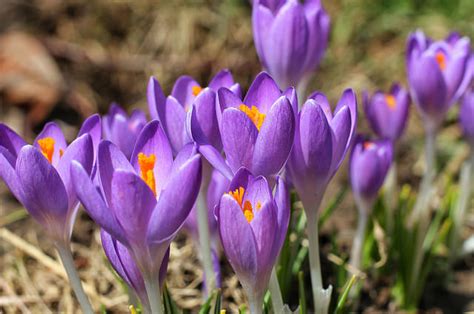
[287,89,357,213]
[200,72,296,180]
[252,0,330,89]
[71,120,201,312]
[363,83,410,142]
[407,30,472,130]
[147,69,241,155]
[100,230,169,311]
[216,168,290,313]
[0,115,100,243]
[350,136,393,206]
[103,103,147,159]
[460,89,474,146]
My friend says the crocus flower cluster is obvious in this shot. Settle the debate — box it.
[407,31,472,131]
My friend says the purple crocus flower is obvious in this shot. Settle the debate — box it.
[147,69,241,155]
[363,83,410,142]
[460,88,474,147]
[100,230,169,311]
[287,89,357,215]
[71,120,201,308]
[350,136,393,206]
[103,103,147,159]
[406,30,472,130]
[216,168,290,312]
[0,115,101,243]
[252,0,330,89]
[198,72,296,181]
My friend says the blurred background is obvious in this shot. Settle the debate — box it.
[0,0,473,312]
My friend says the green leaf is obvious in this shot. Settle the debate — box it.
[163,284,180,314]
[335,275,358,314]
[298,271,306,314]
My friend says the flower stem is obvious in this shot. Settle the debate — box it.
[306,203,332,314]
[247,292,263,314]
[349,205,369,273]
[384,162,397,235]
[296,75,311,106]
[196,190,216,296]
[269,268,284,313]
[55,243,94,313]
[144,276,164,314]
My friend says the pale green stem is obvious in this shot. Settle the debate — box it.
[144,276,164,314]
[296,75,311,106]
[306,197,332,314]
[269,268,284,313]
[247,291,264,314]
[384,162,397,236]
[349,209,369,274]
[55,243,94,313]
[196,190,216,296]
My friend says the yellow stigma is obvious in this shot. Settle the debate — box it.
[192,85,202,97]
[239,104,266,131]
[228,187,257,223]
[129,305,137,314]
[385,94,396,110]
[363,141,374,150]
[435,52,446,71]
[38,137,55,163]
[138,152,156,196]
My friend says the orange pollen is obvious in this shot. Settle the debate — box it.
[138,152,157,196]
[192,85,202,97]
[363,141,374,150]
[228,187,256,223]
[228,187,245,207]
[38,137,55,163]
[239,104,266,131]
[385,94,397,110]
[243,201,254,223]
[435,52,446,71]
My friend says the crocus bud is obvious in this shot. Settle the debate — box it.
[199,72,296,181]
[350,136,393,207]
[216,168,290,311]
[147,70,241,155]
[363,83,410,142]
[406,30,472,130]
[72,120,201,282]
[287,89,357,215]
[252,0,330,89]
[100,230,169,311]
[103,103,147,159]
[460,89,474,147]
[0,115,100,243]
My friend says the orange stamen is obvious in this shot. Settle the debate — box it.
[38,137,55,163]
[228,187,244,207]
[243,201,254,223]
[228,187,257,223]
[435,52,446,71]
[363,141,374,150]
[385,94,397,110]
[192,85,202,97]
[138,152,157,196]
[239,104,266,131]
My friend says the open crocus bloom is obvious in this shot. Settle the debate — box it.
[0,116,100,243]
[363,83,411,142]
[71,120,201,279]
[103,103,147,159]
[287,89,357,214]
[147,69,241,155]
[216,168,290,308]
[350,136,393,206]
[407,30,472,130]
[100,230,169,311]
[252,0,330,89]
[197,72,296,181]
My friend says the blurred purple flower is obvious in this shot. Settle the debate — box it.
[287,89,357,214]
[460,88,474,147]
[350,136,393,206]
[147,69,241,155]
[100,230,169,311]
[363,83,410,142]
[252,0,330,89]
[0,115,100,243]
[71,120,202,281]
[407,30,472,130]
[198,72,296,180]
[103,103,147,159]
[216,168,290,310]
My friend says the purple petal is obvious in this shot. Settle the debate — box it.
[0,147,24,203]
[335,89,357,150]
[158,96,187,154]
[308,91,333,121]
[221,108,258,174]
[198,144,233,180]
[189,88,222,150]
[147,154,202,244]
[244,72,282,113]
[252,96,295,178]
[209,69,235,90]
[147,77,166,120]
[330,105,351,175]
[273,177,290,252]
[0,124,26,158]
[171,75,200,110]
[78,114,102,156]
[243,176,273,207]
[252,4,275,69]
